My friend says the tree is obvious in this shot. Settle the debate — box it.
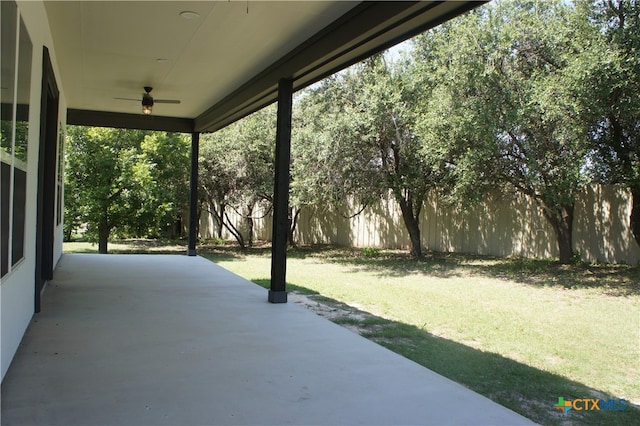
[65,126,148,253]
[291,79,382,246]
[296,55,443,258]
[65,127,190,252]
[234,106,276,246]
[199,126,235,241]
[199,106,275,248]
[413,0,595,263]
[137,132,191,238]
[580,0,640,247]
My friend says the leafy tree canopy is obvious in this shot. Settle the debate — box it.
[65,126,190,252]
[412,0,602,262]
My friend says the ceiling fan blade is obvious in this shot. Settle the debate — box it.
[114,97,140,102]
[154,99,181,104]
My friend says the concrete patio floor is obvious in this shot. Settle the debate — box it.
[1,254,533,425]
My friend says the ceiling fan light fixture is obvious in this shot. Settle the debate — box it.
[115,87,179,115]
[142,92,154,115]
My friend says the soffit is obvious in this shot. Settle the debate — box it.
[45,1,358,120]
[46,1,482,133]
[195,1,483,132]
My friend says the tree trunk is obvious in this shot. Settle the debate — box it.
[246,215,254,247]
[64,226,73,243]
[217,203,225,239]
[172,218,181,239]
[397,198,422,258]
[542,203,574,264]
[98,215,109,254]
[288,207,301,248]
[631,187,640,248]
[223,212,245,249]
[244,201,255,248]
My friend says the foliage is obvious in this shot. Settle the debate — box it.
[295,55,443,257]
[65,0,640,262]
[199,106,275,248]
[361,247,380,258]
[580,0,640,246]
[65,126,190,252]
[289,0,639,260]
[291,77,382,214]
[137,132,190,238]
[413,0,597,263]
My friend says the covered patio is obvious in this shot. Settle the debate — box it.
[1,254,532,425]
[43,0,491,304]
[2,2,537,423]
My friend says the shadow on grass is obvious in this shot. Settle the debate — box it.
[335,251,640,296]
[251,279,319,296]
[202,243,640,297]
[197,242,339,260]
[73,240,639,297]
[217,243,640,297]
[197,245,246,262]
[65,239,188,255]
[250,277,639,426]
[476,257,640,297]
[197,243,353,264]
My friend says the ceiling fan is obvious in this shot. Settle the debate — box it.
[115,86,181,115]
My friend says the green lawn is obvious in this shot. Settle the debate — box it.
[203,245,640,426]
[63,239,187,254]
[65,241,640,425]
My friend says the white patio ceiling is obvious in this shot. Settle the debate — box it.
[45,1,481,133]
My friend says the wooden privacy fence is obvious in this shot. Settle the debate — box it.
[199,185,640,264]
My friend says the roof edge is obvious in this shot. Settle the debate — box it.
[194,1,485,133]
[67,109,195,133]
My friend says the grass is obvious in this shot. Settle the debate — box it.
[63,239,187,254]
[202,244,640,425]
[65,240,640,425]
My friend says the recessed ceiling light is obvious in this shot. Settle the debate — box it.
[180,11,200,20]
[156,58,169,64]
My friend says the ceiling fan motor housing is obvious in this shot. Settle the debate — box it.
[142,93,154,107]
